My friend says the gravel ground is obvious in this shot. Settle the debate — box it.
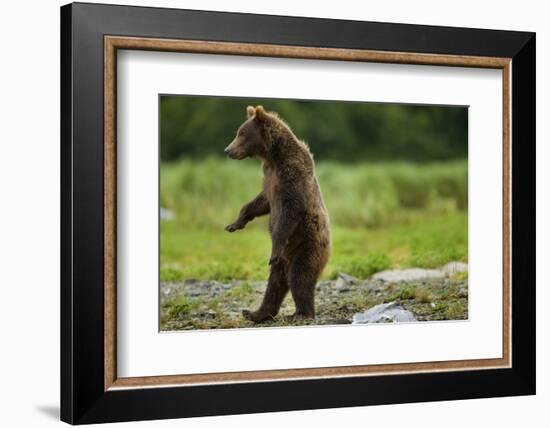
[160,263,468,331]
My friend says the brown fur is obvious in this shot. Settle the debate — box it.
[224,106,331,323]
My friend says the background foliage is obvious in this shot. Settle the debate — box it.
[160,96,467,162]
[160,95,468,281]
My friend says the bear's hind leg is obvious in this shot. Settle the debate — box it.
[288,258,319,319]
[242,261,289,323]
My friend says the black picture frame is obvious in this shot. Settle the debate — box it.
[61,2,535,424]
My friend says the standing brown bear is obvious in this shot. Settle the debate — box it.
[224,105,331,323]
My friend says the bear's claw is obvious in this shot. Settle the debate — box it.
[225,223,238,232]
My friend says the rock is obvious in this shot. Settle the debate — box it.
[442,261,468,274]
[186,288,204,297]
[334,279,351,292]
[333,272,358,292]
[160,281,188,298]
[361,280,384,293]
[372,268,444,282]
[457,286,468,298]
[160,207,175,221]
[208,282,225,296]
[337,272,359,284]
[352,302,417,324]
[334,277,346,289]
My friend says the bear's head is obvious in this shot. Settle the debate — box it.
[224,105,270,160]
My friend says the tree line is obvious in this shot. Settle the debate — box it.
[160,95,467,163]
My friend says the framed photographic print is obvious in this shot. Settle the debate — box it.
[60,2,535,424]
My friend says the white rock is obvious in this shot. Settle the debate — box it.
[160,207,175,220]
[442,261,468,274]
[352,302,417,324]
[372,268,444,282]
[334,277,348,289]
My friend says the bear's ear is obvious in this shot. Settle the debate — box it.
[254,105,266,121]
[246,105,255,119]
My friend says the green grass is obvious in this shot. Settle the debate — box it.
[385,286,432,303]
[161,157,467,229]
[386,287,416,301]
[160,158,468,281]
[163,296,191,319]
[225,281,254,299]
[160,212,467,281]
[328,252,390,279]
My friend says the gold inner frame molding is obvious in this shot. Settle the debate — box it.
[104,35,512,391]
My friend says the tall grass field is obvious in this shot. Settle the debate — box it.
[160,158,468,282]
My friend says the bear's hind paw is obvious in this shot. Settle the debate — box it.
[242,309,272,323]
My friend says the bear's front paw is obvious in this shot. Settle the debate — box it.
[224,223,242,232]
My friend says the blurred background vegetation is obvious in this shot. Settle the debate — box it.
[161,96,467,163]
[160,95,468,282]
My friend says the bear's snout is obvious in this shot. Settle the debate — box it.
[224,143,235,158]
[224,146,239,159]
[224,141,247,160]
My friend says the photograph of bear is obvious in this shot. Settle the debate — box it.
[159,94,469,331]
[224,105,331,323]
